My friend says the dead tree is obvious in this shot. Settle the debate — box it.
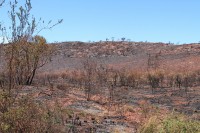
[82,58,97,101]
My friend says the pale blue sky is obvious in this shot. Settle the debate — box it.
[1,0,200,43]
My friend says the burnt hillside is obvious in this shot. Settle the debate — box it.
[41,41,200,72]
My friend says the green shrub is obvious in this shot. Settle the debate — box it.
[139,113,200,133]
[160,115,200,133]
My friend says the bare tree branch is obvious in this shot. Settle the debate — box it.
[0,0,5,7]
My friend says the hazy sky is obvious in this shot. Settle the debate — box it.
[1,0,200,43]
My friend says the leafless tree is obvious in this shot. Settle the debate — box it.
[82,58,97,101]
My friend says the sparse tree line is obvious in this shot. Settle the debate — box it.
[33,57,200,112]
[39,57,199,93]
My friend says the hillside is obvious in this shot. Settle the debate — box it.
[41,41,200,72]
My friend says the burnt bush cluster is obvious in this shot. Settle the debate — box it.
[37,60,200,98]
[0,91,62,132]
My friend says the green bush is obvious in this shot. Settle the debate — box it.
[139,113,200,133]
[160,115,200,133]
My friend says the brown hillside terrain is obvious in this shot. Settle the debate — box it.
[40,41,200,72]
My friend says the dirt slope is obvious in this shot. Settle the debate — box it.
[39,41,200,72]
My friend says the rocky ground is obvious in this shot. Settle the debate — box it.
[14,80,199,132]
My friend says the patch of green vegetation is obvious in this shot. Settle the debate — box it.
[139,113,200,133]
